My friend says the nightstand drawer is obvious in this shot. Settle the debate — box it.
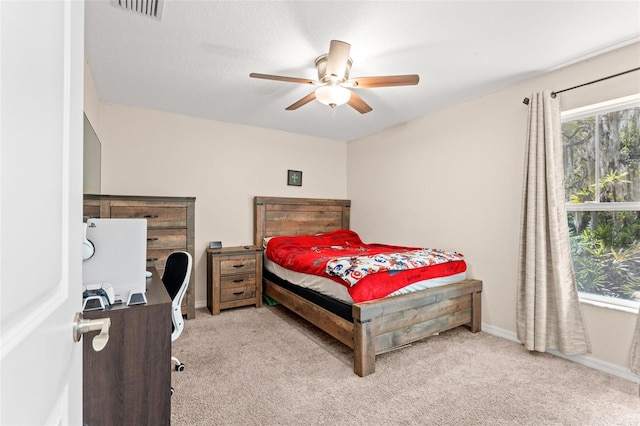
[220,282,256,303]
[220,257,256,275]
[221,273,256,288]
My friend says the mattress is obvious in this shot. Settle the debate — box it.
[264,254,467,305]
[263,269,354,322]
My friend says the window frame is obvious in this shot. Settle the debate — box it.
[561,93,640,310]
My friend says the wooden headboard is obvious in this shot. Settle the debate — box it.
[254,196,351,247]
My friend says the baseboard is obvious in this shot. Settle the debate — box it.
[481,323,640,384]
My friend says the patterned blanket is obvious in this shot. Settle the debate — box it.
[326,248,465,287]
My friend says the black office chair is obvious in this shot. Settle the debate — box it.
[161,251,192,374]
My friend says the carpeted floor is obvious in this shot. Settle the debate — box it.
[171,306,640,426]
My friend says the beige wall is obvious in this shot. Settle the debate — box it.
[347,42,640,374]
[94,102,347,306]
[83,60,100,130]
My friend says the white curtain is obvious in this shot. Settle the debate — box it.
[517,91,591,355]
[632,310,640,375]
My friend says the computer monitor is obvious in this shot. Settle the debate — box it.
[82,218,147,305]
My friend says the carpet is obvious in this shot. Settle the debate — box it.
[171,306,640,425]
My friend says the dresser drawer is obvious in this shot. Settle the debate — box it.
[147,229,187,249]
[109,205,187,228]
[146,249,175,271]
[220,257,256,275]
[83,201,101,218]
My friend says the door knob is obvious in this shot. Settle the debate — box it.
[73,312,111,352]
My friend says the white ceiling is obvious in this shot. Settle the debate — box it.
[84,1,640,142]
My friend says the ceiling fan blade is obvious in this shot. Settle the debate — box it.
[250,73,317,85]
[347,91,372,114]
[285,92,317,110]
[348,74,420,88]
[325,40,351,80]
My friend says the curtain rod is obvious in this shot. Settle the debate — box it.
[522,66,640,105]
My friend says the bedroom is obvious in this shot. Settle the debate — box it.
[4,1,639,423]
[82,1,640,384]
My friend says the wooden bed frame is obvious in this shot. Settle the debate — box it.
[254,196,482,377]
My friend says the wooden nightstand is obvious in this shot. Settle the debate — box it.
[206,246,263,315]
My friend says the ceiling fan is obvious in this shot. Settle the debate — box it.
[250,40,419,114]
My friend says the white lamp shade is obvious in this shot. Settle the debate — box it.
[315,85,351,107]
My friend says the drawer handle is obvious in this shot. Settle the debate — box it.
[232,264,245,268]
[143,214,159,218]
[232,279,245,283]
[233,291,245,296]
[147,237,159,241]
[147,258,158,262]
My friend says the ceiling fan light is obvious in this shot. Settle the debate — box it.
[315,85,351,108]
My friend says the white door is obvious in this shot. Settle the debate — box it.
[1,1,85,424]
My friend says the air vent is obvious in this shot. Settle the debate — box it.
[112,0,164,21]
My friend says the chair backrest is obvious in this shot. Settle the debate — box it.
[161,251,192,341]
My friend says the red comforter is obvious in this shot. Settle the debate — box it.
[265,229,466,303]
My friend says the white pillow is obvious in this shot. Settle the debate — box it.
[262,236,273,248]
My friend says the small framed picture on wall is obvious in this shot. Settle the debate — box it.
[287,170,302,186]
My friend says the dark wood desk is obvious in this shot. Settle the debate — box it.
[83,268,172,426]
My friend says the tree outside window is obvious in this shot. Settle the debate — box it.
[562,94,640,307]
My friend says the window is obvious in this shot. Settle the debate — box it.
[562,94,640,309]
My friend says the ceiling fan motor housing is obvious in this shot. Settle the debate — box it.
[315,54,353,83]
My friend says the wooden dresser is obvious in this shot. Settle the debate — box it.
[83,194,196,319]
[207,246,263,315]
